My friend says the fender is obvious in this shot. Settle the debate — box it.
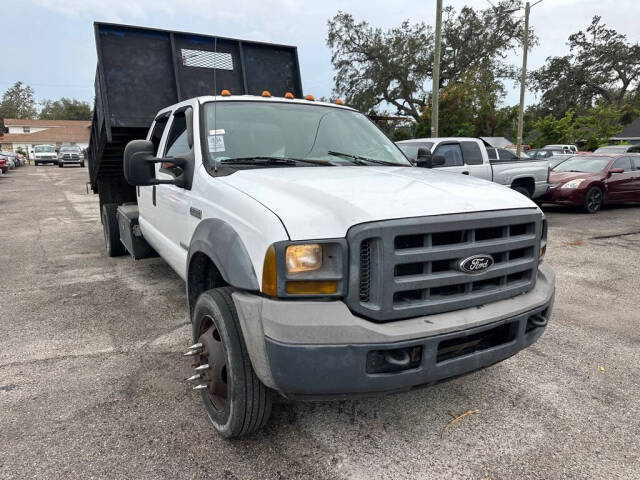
[187,218,260,291]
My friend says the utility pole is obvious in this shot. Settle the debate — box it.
[431,0,443,138]
[516,1,535,157]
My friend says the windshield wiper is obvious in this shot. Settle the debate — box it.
[327,151,399,166]
[219,156,333,166]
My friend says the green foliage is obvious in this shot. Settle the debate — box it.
[327,1,529,121]
[574,104,624,150]
[0,82,37,125]
[531,111,575,148]
[39,98,92,120]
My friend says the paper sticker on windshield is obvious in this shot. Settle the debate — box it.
[209,129,225,135]
[208,134,225,152]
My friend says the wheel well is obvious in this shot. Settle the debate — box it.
[187,252,229,317]
[511,177,535,197]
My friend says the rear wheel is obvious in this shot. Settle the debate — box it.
[101,203,125,257]
[189,287,272,438]
[58,162,63,168]
[584,186,603,213]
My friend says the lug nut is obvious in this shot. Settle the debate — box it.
[186,374,203,382]
[195,364,210,372]
[193,384,208,390]
[183,350,201,357]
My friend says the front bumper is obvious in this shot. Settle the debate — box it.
[541,186,587,205]
[233,264,555,398]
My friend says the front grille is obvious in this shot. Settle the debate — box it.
[346,210,542,322]
[63,154,80,160]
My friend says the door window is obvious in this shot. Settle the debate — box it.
[149,115,169,155]
[460,141,483,165]
[162,110,192,176]
[433,144,464,167]
[487,148,497,160]
[612,157,632,172]
[632,157,640,170]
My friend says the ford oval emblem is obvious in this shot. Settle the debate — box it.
[459,254,494,274]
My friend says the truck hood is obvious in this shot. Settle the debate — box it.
[220,166,536,240]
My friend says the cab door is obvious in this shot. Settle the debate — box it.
[154,107,195,273]
[460,141,492,180]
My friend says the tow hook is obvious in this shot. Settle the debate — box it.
[528,313,548,328]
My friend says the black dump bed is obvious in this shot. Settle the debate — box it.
[88,22,302,205]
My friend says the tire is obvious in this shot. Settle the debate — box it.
[512,186,531,198]
[80,161,85,167]
[101,203,126,257]
[58,162,63,168]
[191,287,272,438]
[35,161,39,166]
[584,186,603,214]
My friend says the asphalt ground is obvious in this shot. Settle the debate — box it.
[1,165,639,479]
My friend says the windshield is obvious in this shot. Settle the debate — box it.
[203,101,411,169]
[35,145,55,153]
[594,146,626,153]
[60,146,80,152]
[552,156,611,173]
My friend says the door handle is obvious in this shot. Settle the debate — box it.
[461,171,470,175]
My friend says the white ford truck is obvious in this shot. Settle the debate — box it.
[89,24,555,438]
[397,138,550,199]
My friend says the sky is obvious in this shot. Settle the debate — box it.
[2,0,639,112]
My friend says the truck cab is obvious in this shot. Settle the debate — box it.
[89,23,555,438]
[34,144,58,165]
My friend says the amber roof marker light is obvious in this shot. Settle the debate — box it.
[261,90,272,97]
[220,89,231,96]
[305,94,315,101]
[335,99,344,105]
[284,92,294,99]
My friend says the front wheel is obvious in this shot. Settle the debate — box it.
[584,186,603,213]
[58,162,63,168]
[189,287,272,438]
[512,186,531,198]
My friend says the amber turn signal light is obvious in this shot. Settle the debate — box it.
[286,280,338,295]
[262,245,278,296]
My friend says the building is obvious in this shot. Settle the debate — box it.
[0,118,90,157]
[610,116,640,145]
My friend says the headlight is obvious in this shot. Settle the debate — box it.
[286,244,322,273]
[561,179,585,189]
[262,240,347,297]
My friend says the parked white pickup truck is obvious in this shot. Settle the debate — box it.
[89,24,555,438]
[397,138,549,198]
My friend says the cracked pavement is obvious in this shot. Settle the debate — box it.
[1,166,639,479]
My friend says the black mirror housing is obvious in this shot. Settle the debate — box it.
[415,147,433,168]
[431,154,446,167]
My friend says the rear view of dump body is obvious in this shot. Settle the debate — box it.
[87,22,303,207]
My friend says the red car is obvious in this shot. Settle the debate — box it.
[544,154,640,213]
[0,155,8,175]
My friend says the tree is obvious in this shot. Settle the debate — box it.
[0,81,37,121]
[39,98,92,120]
[574,104,624,150]
[327,1,531,122]
[531,111,575,148]
[532,16,640,116]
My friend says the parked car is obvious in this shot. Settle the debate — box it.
[34,145,58,165]
[2,153,16,169]
[57,144,85,167]
[543,144,578,153]
[397,137,549,198]
[528,148,566,159]
[0,155,8,175]
[542,154,640,213]
[593,144,640,154]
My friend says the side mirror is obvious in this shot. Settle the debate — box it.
[608,167,624,175]
[415,147,433,168]
[123,140,185,187]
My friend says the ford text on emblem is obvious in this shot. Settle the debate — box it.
[459,254,494,274]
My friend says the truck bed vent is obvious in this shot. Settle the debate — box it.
[181,49,234,70]
[359,239,372,302]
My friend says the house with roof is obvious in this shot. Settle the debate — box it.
[610,117,640,145]
[0,118,90,157]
